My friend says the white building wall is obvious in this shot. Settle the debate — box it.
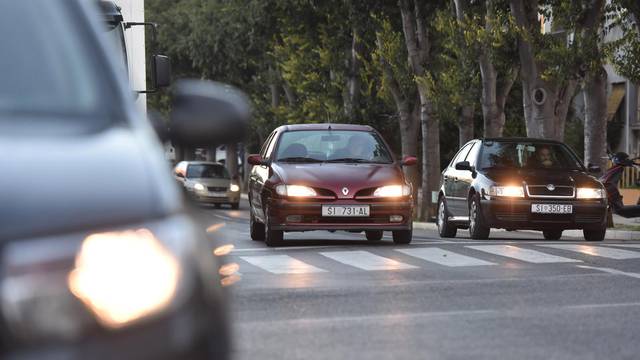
[113,0,146,113]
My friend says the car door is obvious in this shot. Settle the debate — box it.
[448,143,474,216]
[454,141,480,216]
[250,131,278,221]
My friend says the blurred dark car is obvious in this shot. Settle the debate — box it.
[247,124,417,247]
[0,1,247,359]
[436,138,608,241]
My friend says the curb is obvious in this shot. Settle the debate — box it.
[413,221,639,241]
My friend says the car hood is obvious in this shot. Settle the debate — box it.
[483,168,602,187]
[186,178,230,187]
[0,128,176,241]
[272,162,405,198]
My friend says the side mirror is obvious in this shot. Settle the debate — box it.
[169,79,250,146]
[247,154,267,166]
[587,163,601,174]
[152,54,171,89]
[455,161,473,171]
[175,172,184,178]
[401,156,417,166]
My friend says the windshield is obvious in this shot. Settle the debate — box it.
[0,1,110,118]
[479,141,583,170]
[275,130,393,164]
[104,24,129,79]
[186,164,230,179]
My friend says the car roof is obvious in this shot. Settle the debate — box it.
[275,123,374,132]
[480,137,565,145]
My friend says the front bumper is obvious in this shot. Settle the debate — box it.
[268,198,413,232]
[480,198,607,230]
[192,190,240,204]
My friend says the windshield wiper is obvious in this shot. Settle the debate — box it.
[278,157,324,163]
[326,157,372,163]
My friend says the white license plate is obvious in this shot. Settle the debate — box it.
[531,204,573,214]
[322,205,370,217]
[208,192,227,197]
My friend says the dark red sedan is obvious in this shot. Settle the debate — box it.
[247,124,416,246]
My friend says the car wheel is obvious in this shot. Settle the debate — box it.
[264,205,283,247]
[231,202,239,210]
[250,210,265,241]
[392,225,412,244]
[584,227,606,241]
[543,230,562,240]
[468,195,490,240]
[437,197,457,238]
[365,230,383,241]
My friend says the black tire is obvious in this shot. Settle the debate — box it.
[543,230,563,240]
[584,227,606,241]
[437,197,457,238]
[365,230,383,241]
[468,195,490,240]
[250,210,265,241]
[264,206,283,247]
[230,202,239,210]
[392,225,412,244]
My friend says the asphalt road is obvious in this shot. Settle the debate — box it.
[196,200,640,360]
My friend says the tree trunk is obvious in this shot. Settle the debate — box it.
[225,143,238,180]
[344,26,363,121]
[458,104,474,146]
[283,83,296,107]
[418,96,440,221]
[399,103,420,208]
[583,66,608,176]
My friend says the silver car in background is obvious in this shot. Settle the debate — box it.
[174,161,241,209]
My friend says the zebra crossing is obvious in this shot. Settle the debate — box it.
[234,243,640,275]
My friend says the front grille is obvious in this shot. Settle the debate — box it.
[526,185,574,198]
[208,186,227,192]
[301,216,389,224]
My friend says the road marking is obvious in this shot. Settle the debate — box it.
[396,248,496,267]
[540,244,640,259]
[320,250,418,271]
[239,255,327,274]
[602,244,640,249]
[467,245,581,263]
[577,265,640,279]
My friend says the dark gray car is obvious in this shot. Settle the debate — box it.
[0,1,247,358]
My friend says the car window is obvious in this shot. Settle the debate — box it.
[450,143,472,168]
[0,1,113,121]
[478,141,583,170]
[264,132,279,159]
[260,132,275,158]
[465,142,481,165]
[186,164,230,179]
[274,130,393,164]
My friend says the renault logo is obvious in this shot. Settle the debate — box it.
[546,184,556,191]
[342,187,349,195]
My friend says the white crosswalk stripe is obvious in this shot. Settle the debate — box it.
[539,244,640,260]
[396,248,496,267]
[239,255,327,274]
[320,250,418,271]
[467,245,581,263]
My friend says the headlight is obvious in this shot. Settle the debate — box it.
[373,185,411,197]
[275,184,317,197]
[68,229,180,329]
[489,185,524,198]
[193,183,206,192]
[230,184,240,192]
[576,187,605,199]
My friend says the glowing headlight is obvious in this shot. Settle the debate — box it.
[230,184,240,192]
[576,187,605,199]
[373,185,411,197]
[275,184,317,197]
[193,183,206,192]
[489,185,524,198]
[68,229,180,329]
